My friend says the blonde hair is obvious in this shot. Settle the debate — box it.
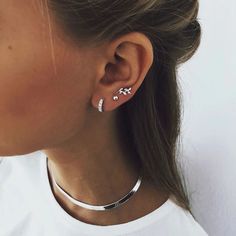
[44,0,201,216]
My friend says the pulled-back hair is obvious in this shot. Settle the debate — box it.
[45,0,201,216]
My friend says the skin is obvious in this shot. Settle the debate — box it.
[0,0,169,225]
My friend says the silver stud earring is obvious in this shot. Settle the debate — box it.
[113,95,119,101]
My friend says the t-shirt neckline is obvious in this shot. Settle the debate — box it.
[39,151,177,235]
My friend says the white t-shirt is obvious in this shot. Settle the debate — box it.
[0,152,208,236]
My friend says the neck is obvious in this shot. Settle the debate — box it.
[45,140,140,207]
[42,111,169,225]
[42,111,142,221]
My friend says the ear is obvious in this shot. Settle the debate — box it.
[91,32,154,112]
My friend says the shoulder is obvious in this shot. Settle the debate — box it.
[133,180,208,236]
[153,197,208,236]
[120,194,208,236]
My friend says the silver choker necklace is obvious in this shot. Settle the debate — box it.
[47,157,143,211]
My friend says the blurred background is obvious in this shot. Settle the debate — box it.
[178,1,236,235]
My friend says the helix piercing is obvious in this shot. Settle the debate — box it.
[112,87,132,101]
[118,87,132,96]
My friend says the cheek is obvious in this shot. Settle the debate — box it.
[0,1,91,155]
[0,51,87,155]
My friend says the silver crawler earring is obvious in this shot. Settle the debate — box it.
[112,87,132,101]
[118,87,132,96]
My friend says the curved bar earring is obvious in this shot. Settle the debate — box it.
[98,98,104,112]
